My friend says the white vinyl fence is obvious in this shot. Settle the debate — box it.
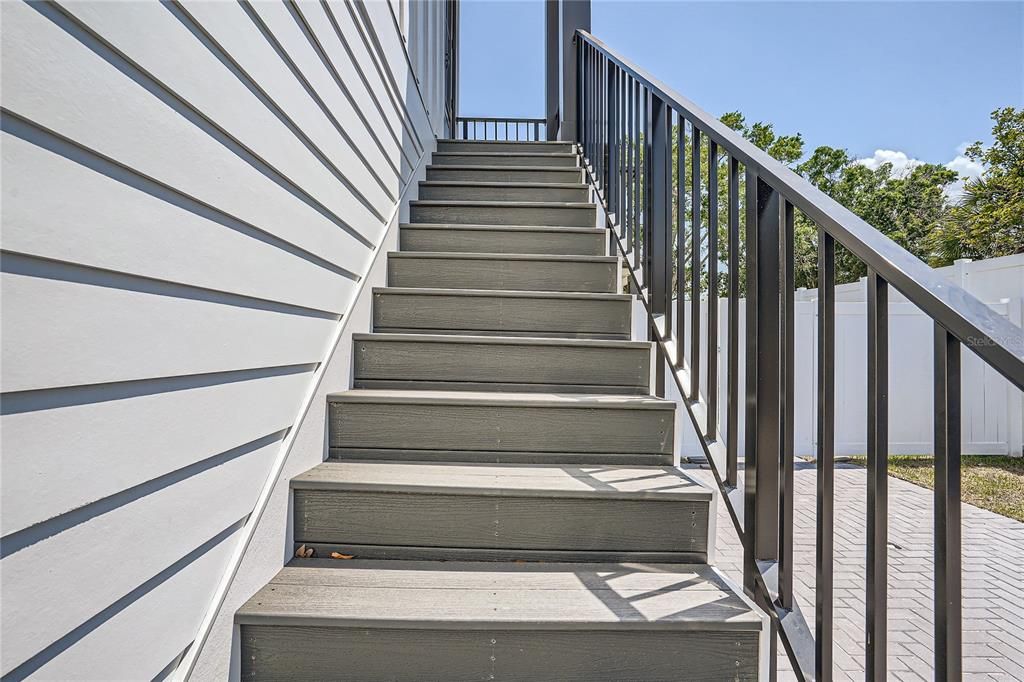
[673,253,1024,458]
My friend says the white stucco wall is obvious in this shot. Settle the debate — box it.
[0,1,448,678]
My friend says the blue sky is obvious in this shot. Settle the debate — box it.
[458,1,1023,176]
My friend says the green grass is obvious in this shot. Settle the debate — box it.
[848,455,1024,522]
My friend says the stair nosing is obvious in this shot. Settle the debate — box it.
[373,286,630,301]
[400,223,602,234]
[326,388,673,410]
[410,200,595,209]
[426,164,584,172]
[418,180,589,190]
[432,151,578,158]
[387,251,616,263]
[437,139,574,145]
[352,332,650,350]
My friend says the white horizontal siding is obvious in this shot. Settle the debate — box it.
[1,132,358,313]
[1,1,374,275]
[0,436,279,676]
[1,367,313,535]
[1,270,336,391]
[26,523,245,682]
[0,0,446,676]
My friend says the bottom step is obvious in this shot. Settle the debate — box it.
[238,560,763,681]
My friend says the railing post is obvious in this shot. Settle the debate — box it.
[544,0,559,140]
[816,228,836,681]
[866,270,889,680]
[779,200,795,609]
[934,324,962,681]
[648,94,670,397]
[561,2,591,142]
[649,95,670,317]
[744,172,782,590]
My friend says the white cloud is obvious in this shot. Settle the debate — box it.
[944,150,985,202]
[853,145,987,202]
[854,149,924,176]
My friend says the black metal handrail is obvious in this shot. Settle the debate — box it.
[456,116,546,141]
[574,28,1024,682]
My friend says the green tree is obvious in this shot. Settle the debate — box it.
[929,107,1024,264]
[796,148,957,283]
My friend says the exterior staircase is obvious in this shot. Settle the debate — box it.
[235,139,764,680]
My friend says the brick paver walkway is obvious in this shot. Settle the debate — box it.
[687,462,1024,681]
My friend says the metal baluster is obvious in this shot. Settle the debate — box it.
[607,64,618,221]
[632,81,640,271]
[706,141,719,439]
[622,76,630,246]
[866,270,888,680]
[690,127,702,400]
[618,70,625,239]
[934,324,962,681]
[725,156,740,486]
[816,228,836,682]
[650,93,670,397]
[779,200,795,609]
[677,119,686,367]
[643,89,651,294]
[625,77,633,253]
[579,46,585,153]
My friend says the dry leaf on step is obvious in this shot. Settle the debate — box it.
[330,552,354,560]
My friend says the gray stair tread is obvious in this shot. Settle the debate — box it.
[418,181,589,190]
[426,164,584,172]
[352,332,648,350]
[236,560,761,631]
[400,222,602,234]
[410,199,594,209]
[388,252,616,264]
[437,139,573,146]
[327,388,674,410]
[433,152,578,159]
[373,286,629,301]
[292,461,710,500]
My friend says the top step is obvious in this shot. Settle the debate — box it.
[432,152,579,168]
[438,139,575,154]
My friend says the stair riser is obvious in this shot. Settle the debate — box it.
[353,338,650,394]
[240,627,760,682]
[293,491,707,557]
[328,402,673,456]
[437,140,575,154]
[426,166,584,183]
[409,203,596,228]
[387,256,617,293]
[400,227,605,256]
[372,291,631,338]
[433,153,578,167]
[418,184,589,202]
